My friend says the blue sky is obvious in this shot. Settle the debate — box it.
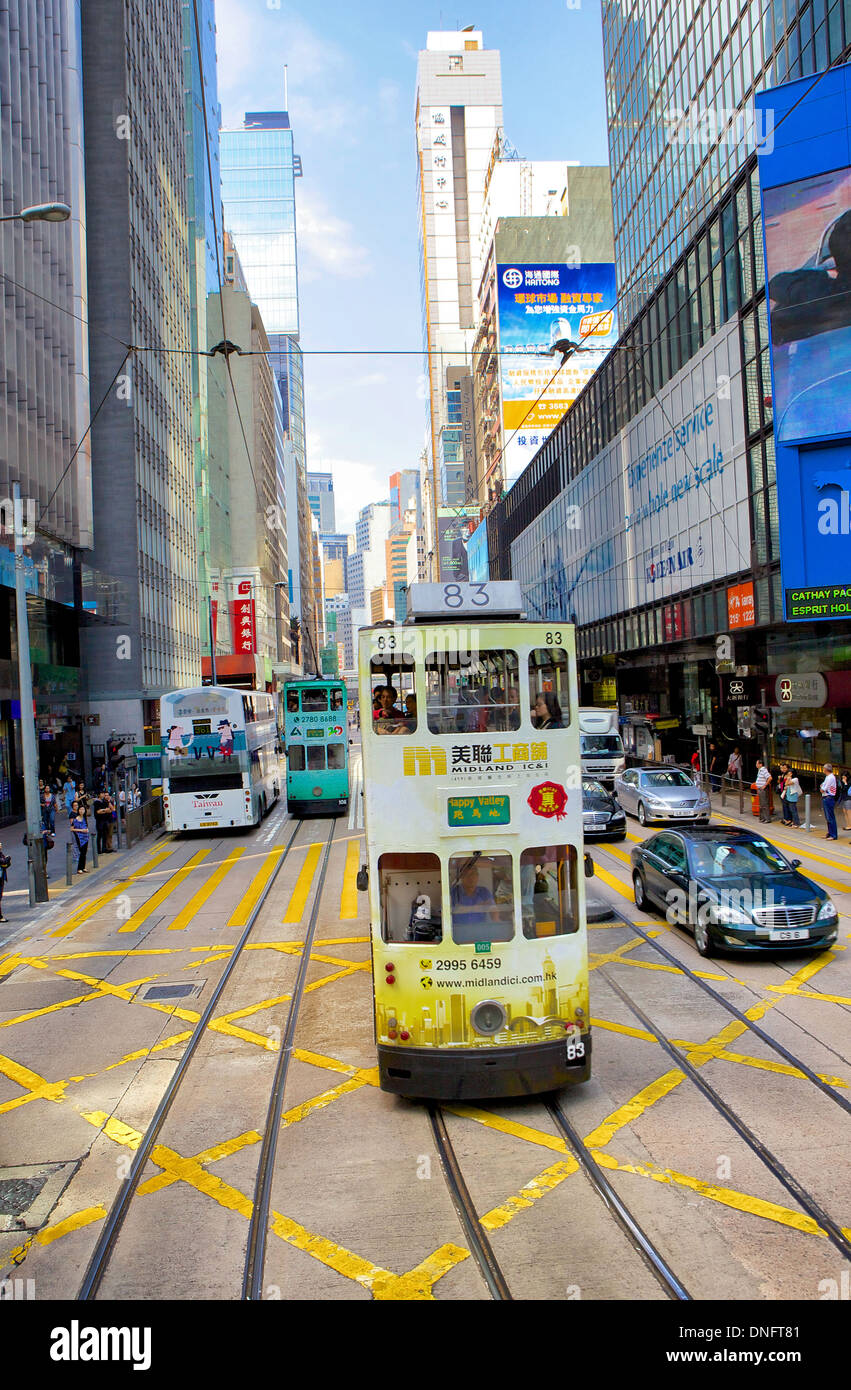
[215,0,609,532]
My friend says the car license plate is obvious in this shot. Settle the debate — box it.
[203,820,219,827]
[768,928,809,941]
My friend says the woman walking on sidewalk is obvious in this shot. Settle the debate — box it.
[839,772,851,831]
[71,809,90,874]
[778,764,792,824]
[784,771,802,827]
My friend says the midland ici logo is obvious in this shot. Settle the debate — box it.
[814,466,851,534]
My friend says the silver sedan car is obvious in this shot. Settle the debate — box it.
[614,765,711,827]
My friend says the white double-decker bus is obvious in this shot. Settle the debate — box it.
[160,686,280,831]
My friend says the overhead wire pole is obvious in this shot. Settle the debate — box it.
[14,483,47,903]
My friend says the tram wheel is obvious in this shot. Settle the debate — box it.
[633,871,649,911]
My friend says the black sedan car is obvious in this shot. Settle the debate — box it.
[630,825,839,956]
[582,778,626,840]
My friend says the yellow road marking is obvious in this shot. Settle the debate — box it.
[138,1130,262,1196]
[284,843,322,922]
[0,1054,67,1111]
[119,849,211,932]
[340,838,360,920]
[167,847,244,931]
[227,846,285,927]
[49,849,174,938]
[372,1245,469,1301]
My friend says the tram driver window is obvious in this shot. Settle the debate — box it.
[302,687,328,713]
[286,691,299,714]
[330,689,344,710]
[449,853,514,944]
[519,845,579,937]
[529,647,571,729]
[425,651,521,734]
[378,853,442,944]
[369,655,417,735]
[307,744,325,771]
[288,745,305,771]
[327,743,345,769]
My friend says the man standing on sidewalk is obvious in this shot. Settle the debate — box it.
[754,759,773,822]
[820,763,838,841]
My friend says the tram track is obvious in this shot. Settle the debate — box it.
[428,1106,513,1300]
[76,814,310,1301]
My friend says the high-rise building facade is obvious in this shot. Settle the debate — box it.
[0,0,92,808]
[81,0,198,746]
[416,30,503,571]
[601,0,847,325]
[307,472,336,533]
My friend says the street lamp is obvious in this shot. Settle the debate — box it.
[0,202,71,224]
[3,203,71,903]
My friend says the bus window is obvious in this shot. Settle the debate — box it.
[307,745,325,771]
[425,651,520,735]
[378,852,442,944]
[327,743,345,769]
[286,691,300,713]
[288,745,305,771]
[519,846,579,937]
[369,655,417,735]
[302,688,328,712]
[330,689,344,710]
[529,648,571,728]
[449,853,514,944]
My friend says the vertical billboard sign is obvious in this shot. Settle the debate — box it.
[496,262,618,486]
[755,71,851,620]
[437,507,481,582]
[466,518,490,584]
[228,577,257,655]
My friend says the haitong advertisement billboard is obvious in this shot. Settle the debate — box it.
[756,70,851,620]
[496,261,618,484]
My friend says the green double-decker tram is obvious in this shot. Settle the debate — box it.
[283,679,350,816]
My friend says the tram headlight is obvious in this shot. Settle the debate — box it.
[470,1000,508,1037]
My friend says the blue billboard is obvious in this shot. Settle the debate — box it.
[496,262,618,485]
[756,70,851,621]
[466,518,490,584]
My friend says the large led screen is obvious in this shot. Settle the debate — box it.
[764,166,851,442]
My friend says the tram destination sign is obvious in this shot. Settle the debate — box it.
[407,581,524,620]
[447,794,510,826]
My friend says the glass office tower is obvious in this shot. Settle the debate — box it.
[602,0,850,323]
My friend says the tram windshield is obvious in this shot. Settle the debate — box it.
[378,853,442,943]
[449,852,514,944]
[302,688,328,712]
[520,845,579,937]
[369,656,417,735]
[529,648,571,727]
[425,650,521,734]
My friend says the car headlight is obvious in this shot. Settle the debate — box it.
[611,810,625,820]
[817,900,838,920]
[709,901,752,925]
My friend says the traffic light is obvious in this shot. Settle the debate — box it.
[106,736,125,773]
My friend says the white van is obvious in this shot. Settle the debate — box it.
[578,708,625,785]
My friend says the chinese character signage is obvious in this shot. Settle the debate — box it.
[727,581,755,628]
[228,577,256,655]
[496,262,618,484]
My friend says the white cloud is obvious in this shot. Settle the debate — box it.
[297,189,371,280]
[215,1,346,126]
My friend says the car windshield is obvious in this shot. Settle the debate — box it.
[641,770,694,788]
[582,779,607,797]
[689,839,791,876]
[580,735,621,753]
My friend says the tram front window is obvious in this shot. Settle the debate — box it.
[307,745,325,771]
[425,651,521,734]
[327,743,345,769]
[288,745,305,770]
[378,853,442,943]
[286,692,299,713]
[519,845,579,937]
[529,648,571,728]
[449,853,514,944]
[302,688,328,712]
[330,689,344,710]
[369,655,417,734]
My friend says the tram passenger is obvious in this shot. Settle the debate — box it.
[533,691,564,730]
[286,691,299,713]
[374,685,407,734]
[450,863,499,943]
[403,693,418,730]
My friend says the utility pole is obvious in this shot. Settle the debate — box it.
[209,594,217,686]
[14,483,48,902]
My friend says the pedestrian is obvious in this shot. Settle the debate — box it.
[63,774,76,817]
[784,771,802,827]
[778,763,792,824]
[707,742,721,791]
[71,808,89,874]
[0,842,10,922]
[94,791,112,853]
[75,781,90,818]
[839,772,851,831]
[820,763,838,840]
[24,825,54,879]
[726,746,743,783]
[752,759,773,823]
[690,747,701,776]
[41,786,56,834]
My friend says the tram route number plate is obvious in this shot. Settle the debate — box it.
[447,794,510,826]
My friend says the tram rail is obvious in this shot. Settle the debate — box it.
[428,1106,513,1301]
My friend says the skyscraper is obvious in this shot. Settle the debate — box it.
[601,0,844,324]
[81,0,198,742]
[416,31,503,572]
[307,472,336,533]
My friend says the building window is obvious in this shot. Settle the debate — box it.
[448,55,463,70]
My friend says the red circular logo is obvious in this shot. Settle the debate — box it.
[527,781,568,820]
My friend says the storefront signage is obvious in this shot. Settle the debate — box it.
[727,581,755,628]
[721,675,758,705]
[773,672,828,708]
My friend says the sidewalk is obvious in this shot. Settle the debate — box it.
[0,811,168,946]
[707,783,851,864]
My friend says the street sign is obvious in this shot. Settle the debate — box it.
[691,724,710,735]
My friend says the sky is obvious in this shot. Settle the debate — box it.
[214,0,609,534]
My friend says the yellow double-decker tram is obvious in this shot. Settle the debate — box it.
[358,581,593,1100]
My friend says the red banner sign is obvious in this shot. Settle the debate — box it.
[229,578,256,655]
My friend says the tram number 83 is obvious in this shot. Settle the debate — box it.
[545,631,563,644]
[443,583,489,607]
[566,1040,586,1060]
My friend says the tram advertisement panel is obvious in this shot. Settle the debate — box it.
[361,620,588,1054]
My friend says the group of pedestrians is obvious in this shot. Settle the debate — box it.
[749,759,850,839]
[35,771,138,877]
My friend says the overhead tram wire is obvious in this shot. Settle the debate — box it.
[37,347,133,528]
